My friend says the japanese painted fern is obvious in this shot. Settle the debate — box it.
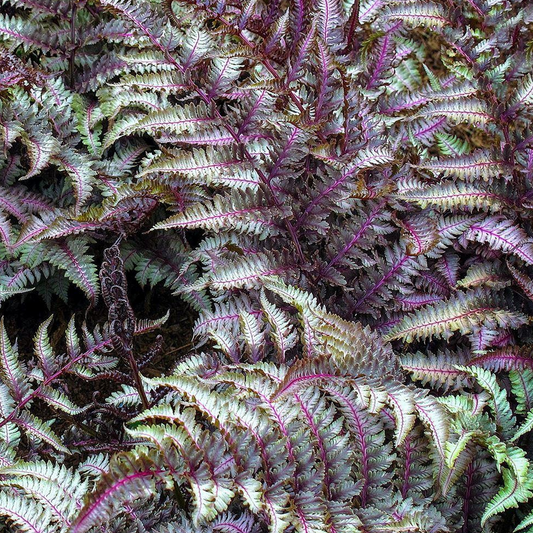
[2,0,533,532]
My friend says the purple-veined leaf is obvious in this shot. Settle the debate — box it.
[298,146,393,223]
[398,182,506,212]
[286,22,315,84]
[381,2,449,28]
[51,149,97,214]
[469,346,533,372]
[20,134,58,180]
[359,0,385,22]
[36,385,85,415]
[0,13,58,52]
[315,0,344,47]
[366,32,395,89]
[0,493,52,533]
[466,217,533,265]
[33,316,57,378]
[72,94,104,156]
[417,99,493,125]
[507,261,533,302]
[384,381,416,446]
[0,116,23,151]
[513,73,533,107]
[13,411,69,453]
[71,450,172,533]
[481,468,533,526]
[413,390,448,458]
[0,211,12,248]
[435,253,460,287]
[0,317,30,402]
[414,151,503,181]
[401,348,470,391]
[134,310,170,335]
[45,239,99,305]
[397,214,438,256]
[137,146,248,179]
[151,190,280,237]
[385,289,529,343]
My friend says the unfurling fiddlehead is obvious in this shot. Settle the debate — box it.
[100,241,155,409]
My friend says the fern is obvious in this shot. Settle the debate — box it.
[2,0,533,532]
[78,300,450,533]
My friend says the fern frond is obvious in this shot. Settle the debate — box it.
[137,146,251,183]
[71,448,175,533]
[0,317,30,402]
[459,366,516,440]
[20,133,58,180]
[179,26,213,69]
[51,149,97,214]
[481,468,533,527]
[427,214,483,258]
[507,261,533,302]
[457,261,508,290]
[512,410,533,443]
[126,421,234,525]
[71,94,104,156]
[315,0,344,48]
[515,508,533,532]
[385,289,529,343]
[381,2,449,28]
[98,87,166,120]
[0,461,87,527]
[111,71,189,94]
[152,190,281,237]
[325,383,392,506]
[45,238,99,305]
[13,411,69,454]
[0,492,52,533]
[239,310,264,363]
[435,132,470,156]
[397,214,439,256]
[187,253,293,293]
[466,217,533,266]
[415,151,502,181]
[264,277,401,377]
[397,182,505,212]
[513,73,533,107]
[32,316,57,378]
[401,348,471,391]
[103,103,215,149]
[417,99,492,125]
[260,289,297,363]
[509,369,533,416]
[35,385,85,416]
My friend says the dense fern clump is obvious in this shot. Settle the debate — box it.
[2,0,533,531]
